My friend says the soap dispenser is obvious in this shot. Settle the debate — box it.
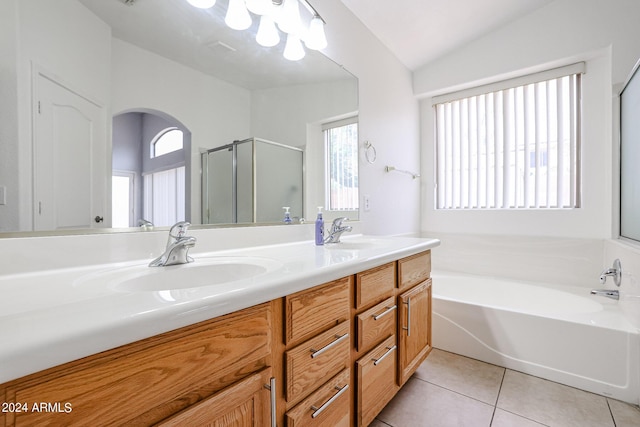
[283,207,292,224]
[315,207,324,245]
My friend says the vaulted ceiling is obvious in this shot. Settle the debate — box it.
[340,0,555,70]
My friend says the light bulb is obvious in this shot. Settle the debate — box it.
[305,16,327,50]
[225,0,252,30]
[186,0,216,8]
[246,0,272,16]
[278,0,302,35]
[256,15,280,47]
[283,34,305,61]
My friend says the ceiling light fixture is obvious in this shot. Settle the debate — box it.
[225,0,252,30]
[256,15,280,47]
[185,0,327,61]
[283,34,305,61]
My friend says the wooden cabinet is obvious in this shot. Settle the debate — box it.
[285,321,350,403]
[283,276,352,426]
[356,296,396,353]
[0,249,434,427]
[355,262,396,309]
[157,368,274,427]
[0,303,275,427]
[398,278,432,386]
[398,251,431,292]
[356,335,397,427]
[285,369,350,427]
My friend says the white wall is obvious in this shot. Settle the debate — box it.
[318,0,421,236]
[7,0,112,231]
[111,39,252,225]
[0,0,20,232]
[416,0,640,287]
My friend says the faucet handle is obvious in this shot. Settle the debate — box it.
[332,217,348,228]
[169,221,191,238]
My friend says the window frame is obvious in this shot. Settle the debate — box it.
[433,63,584,211]
[323,116,359,212]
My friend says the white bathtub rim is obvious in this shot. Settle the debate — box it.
[431,270,638,333]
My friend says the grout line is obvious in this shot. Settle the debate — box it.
[489,367,507,426]
[606,398,618,427]
[413,374,495,409]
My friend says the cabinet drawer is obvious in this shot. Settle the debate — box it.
[285,277,351,345]
[356,296,396,353]
[285,369,350,427]
[398,251,431,291]
[355,262,396,309]
[285,322,350,403]
[4,303,272,427]
[357,335,398,427]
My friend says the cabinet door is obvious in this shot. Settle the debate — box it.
[397,279,432,386]
[157,368,274,427]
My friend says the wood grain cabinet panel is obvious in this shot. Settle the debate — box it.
[355,262,395,310]
[285,277,351,345]
[3,303,272,427]
[156,368,273,427]
[398,250,431,291]
[356,296,396,354]
[357,335,398,427]
[285,369,350,427]
[398,279,432,386]
[285,321,350,404]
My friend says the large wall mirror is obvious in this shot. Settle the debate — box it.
[0,0,358,236]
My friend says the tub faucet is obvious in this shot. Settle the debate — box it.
[590,289,620,300]
[324,217,353,244]
[599,259,622,286]
[149,221,197,267]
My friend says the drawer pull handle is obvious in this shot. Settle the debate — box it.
[403,297,411,336]
[372,305,397,320]
[373,345,397,366]
[263,377,277,427]
[310,333,349,359]
[310,384,349,419]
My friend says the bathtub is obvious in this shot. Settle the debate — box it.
[431,271,640,404]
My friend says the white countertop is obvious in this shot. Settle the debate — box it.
[0,235,439,384]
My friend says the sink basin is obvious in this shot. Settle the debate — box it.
[78,256,283,292]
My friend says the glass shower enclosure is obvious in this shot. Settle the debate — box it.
[201,138,304,224]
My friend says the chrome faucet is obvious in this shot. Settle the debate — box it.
[599,259,622,286]
[324,217,353,244]
[590,289,619,300]
[591,259,622,300]
[149,221,197,267]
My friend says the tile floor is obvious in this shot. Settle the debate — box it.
[371,349,640,427]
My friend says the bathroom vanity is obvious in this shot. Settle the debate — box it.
[0,236,438,426]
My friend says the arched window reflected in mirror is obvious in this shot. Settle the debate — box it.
[112,110,191,228]
[151,128,184,158]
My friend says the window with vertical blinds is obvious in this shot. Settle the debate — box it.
[324,117,359,211]
[434,63,583,210]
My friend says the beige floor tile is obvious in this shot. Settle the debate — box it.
[497,370,614,427]
[416,348,505,405]
[491,409,546,427]
[368,420,391,427]
[608,399,640,427]
[378,377,494,427]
